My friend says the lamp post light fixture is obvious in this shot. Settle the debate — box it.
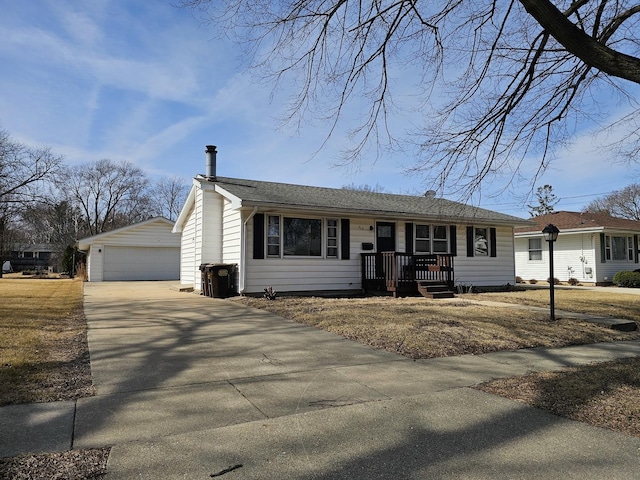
[542,224,560,321]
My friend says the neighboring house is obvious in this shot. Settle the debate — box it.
[172,147,530,295]
[77,217,180,282]
[9,244,54,271]
[514,211,640,285]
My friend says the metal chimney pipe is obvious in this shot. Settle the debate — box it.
[205,145,217,179]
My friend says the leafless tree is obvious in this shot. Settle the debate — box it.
[0,128,63,208]
[151,176,190,221]
[16,200,85,270]
[183,0,640,198]
[0,128,63,275]
[63,159,152,236]
[584,184,640,220]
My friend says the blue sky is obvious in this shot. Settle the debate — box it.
[1,0,637,217]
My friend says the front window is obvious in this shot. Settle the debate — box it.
[606,235,634,261]
[415,224,430,252]
[474,227,489,256]
[283,217,322,256]
[415,224,448,253]
[433,225,448,253]
[528,238,542,261]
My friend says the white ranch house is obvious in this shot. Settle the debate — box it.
[515,211,640,285]
[173,146,530,295]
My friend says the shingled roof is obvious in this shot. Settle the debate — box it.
[515,211,640,234]
[207,176,529,225]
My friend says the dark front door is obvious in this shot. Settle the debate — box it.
[376,222,396,252]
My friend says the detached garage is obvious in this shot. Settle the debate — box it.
[77,217,180,282]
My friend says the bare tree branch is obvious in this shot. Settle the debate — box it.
[182,0,640,197]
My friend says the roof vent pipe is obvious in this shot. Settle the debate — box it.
[205,145,217,179]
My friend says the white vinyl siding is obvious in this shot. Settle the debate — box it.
[180,204,197,285]
[222,199,241,265]
[518,233,601,283]
[454,225,516,286]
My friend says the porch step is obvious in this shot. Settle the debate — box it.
[417,281,456,299]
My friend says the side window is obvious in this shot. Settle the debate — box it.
[528,238,542,261]
[267,216,280,257]
[327,219,338,258]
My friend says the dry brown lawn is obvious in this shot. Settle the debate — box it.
[0,278,107,479]
[0,278,94,405]
[476,356,640,437]
[234,295,638,359]
[467,287,640,322]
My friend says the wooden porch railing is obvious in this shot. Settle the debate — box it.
[361,252,454,295]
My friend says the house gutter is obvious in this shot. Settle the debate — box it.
[240,206,258,294]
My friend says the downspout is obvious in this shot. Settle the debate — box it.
[240,206,258,294]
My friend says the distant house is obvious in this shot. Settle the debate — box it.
[514,211,640,285]
[10,244,54,271]
[77,217,180,282]
[172,146,530,295]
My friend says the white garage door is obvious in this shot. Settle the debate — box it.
[103,246,180,281]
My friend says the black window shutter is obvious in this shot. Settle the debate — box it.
[341,219,350,260]
[405,223,414,254]
[466,226,474,257]
[449,225,457,256]
[635,235,639,263]
[490,227,497,257]
[253,213,264,259]
[600,233,606,263]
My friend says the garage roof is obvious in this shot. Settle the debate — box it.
[77,217,175,251]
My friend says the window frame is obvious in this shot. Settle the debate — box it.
[326,219,339,258]
[267,215,281,257]
[605,235,633,262]
[414,224,449,254]
[528,237,543,261]
[265,215,340,259]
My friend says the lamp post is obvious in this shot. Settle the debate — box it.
[542,224,560,321]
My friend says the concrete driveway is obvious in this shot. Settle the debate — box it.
[74,282,640,479]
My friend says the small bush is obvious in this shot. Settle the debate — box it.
[567,277,579,286]
[515,276,523,284]
[547,277,561,285]
[529,279,538,284]
[263,286,278,300]
[612,271,640,288]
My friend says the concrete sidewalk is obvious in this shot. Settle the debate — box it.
[2,282,640,479]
